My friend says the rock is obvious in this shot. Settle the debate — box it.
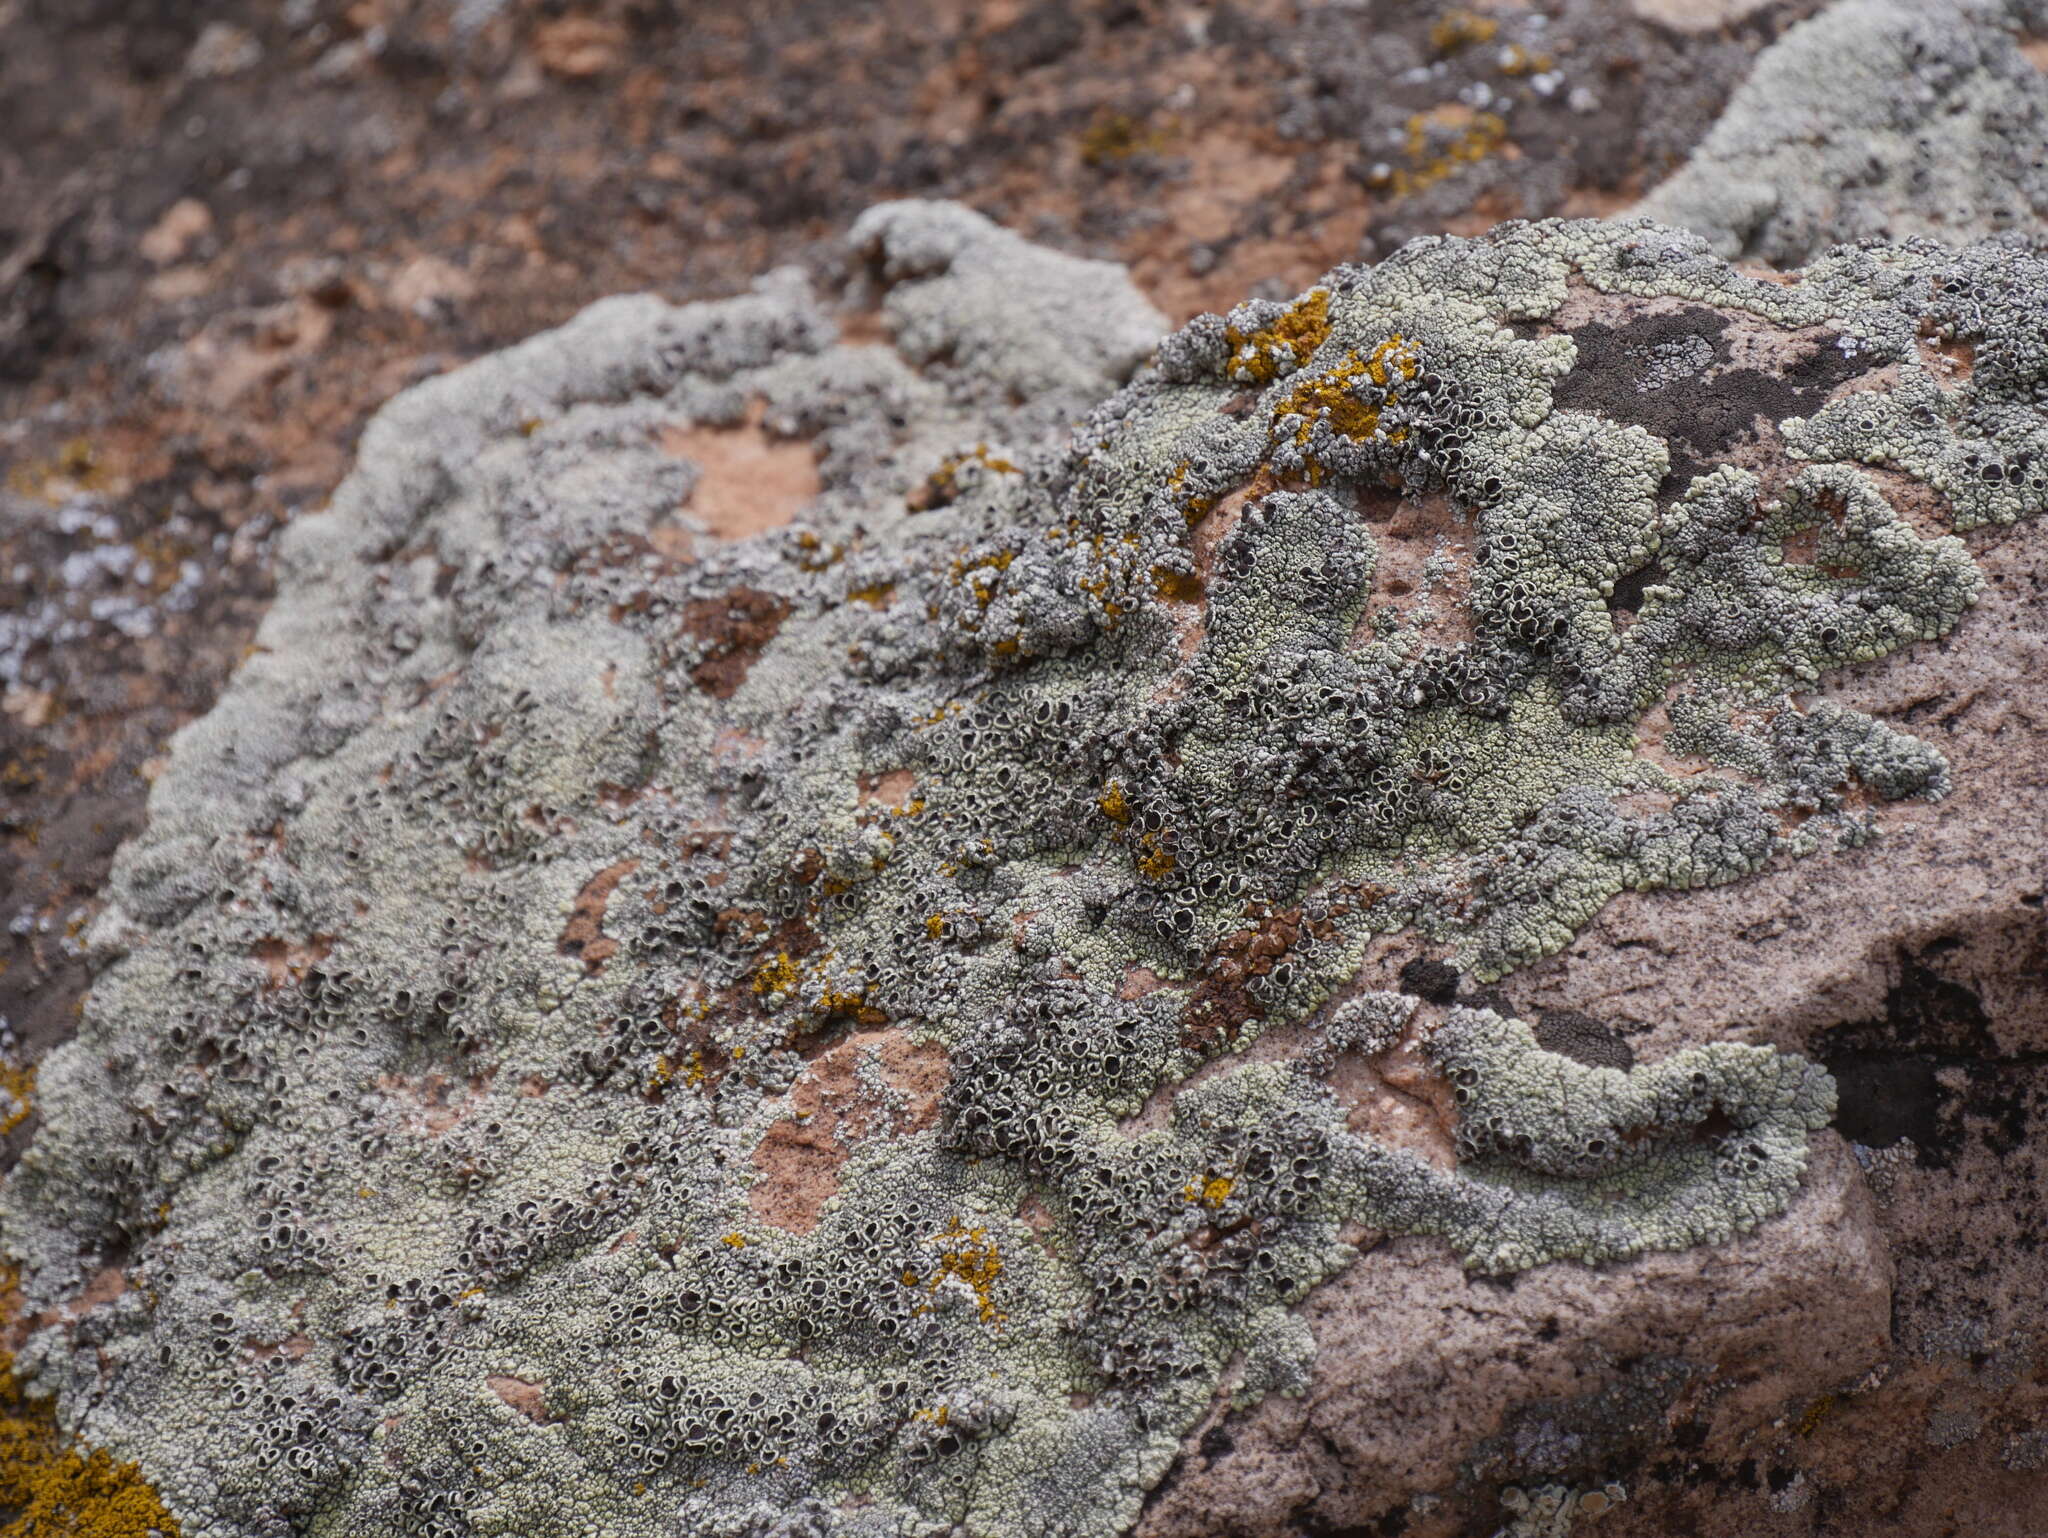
[531,15,629,80]
[184,21,262,81]
[0,0,1933,1112]
[386,254,478,321]
[4,204,2045,1538]
[137,197,214,267]
[1135,1135,1893,1537]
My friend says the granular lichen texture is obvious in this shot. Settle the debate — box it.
[0,1345,178,1538]
[3,203,2045,1538]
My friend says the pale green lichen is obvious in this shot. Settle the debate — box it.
[3,208,2044,1538]
[1634,0,2048,263]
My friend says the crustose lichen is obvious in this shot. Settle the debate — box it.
[3,206,2042,1537]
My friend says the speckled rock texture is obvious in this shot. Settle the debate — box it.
[3,198,2045,1538]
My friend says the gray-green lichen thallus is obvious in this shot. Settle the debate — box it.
[4,206,2042,1537]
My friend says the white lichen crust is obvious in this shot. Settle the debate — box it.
[5,207,2044,1538]
[1634,0,2048,263]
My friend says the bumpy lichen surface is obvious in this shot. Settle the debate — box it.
[5,205,2046,1538]
[0,1345,180,1538]
[1634,0,2048,262]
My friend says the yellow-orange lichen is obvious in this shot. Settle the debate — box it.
[1278,334,1421,449]
[1429,8,1498,54]
[1135,831,1177,881]
[1225,289,1334,385]
[902,1219,1006,1324]
[1496,43,1554,76]
[1078,110,1167,167]
[0,1063,33,1138]
[0,1348,180,1538]
[906,445,1020,513]
[4,439,119,506]
[751,951,801,998]
[1365,107,1509,199]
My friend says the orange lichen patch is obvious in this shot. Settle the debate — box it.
[857,770,918,811]
[748,1029,950,1234]
[1079,109,1170,167]
[1795,1392,1839,1437]
[559,857,638,972]
[904,1218,1004,1324]
[948,548,1017,612]
[1495,42,1555,76]
[1277,335,1420,450]
[751,950,802,1000]
[1364,334,1420,389]
[1133,830,1177,880]
[904,444,1019,513]
[1430,8,1498,53]
[248,933,336,991]
[487,1375,557,1424]
[0,1348,180,1538]
[1365,105,1509,199]
[1150,564,1204,602]
[1097,782,1133,824]
[1225,288,1332,385]
[1183,1174,1234,1208]
[846,581,896,608]
[659,402,822,539]
[4,438,124,505]
[0,1063,33,1138]
[679,586,792,699]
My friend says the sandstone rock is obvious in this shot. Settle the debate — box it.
[4,205,2045,1538]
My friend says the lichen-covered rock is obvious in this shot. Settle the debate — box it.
[5,206,2047,1538]
[1634,0,2048,263]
